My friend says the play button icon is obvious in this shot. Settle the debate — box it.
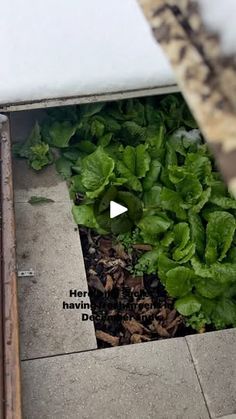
[110,201,128,219]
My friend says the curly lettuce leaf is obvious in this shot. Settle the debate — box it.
[176,174,203,205]
[143,186,162,209]
[157,254,179,285]
[138,213,172,236]
[189,212,205,258]
[108,99,145,125]
[210,195,236,210]
[55,156,73,179]
[159,188,187,220]
[176,243,195,264]
[81,147,115,199]
[210,262,236,284]
[211,299,236,329]
[159,95,197,130]
[116,144,150,191]
[166,267,195,297]
[173,223,190,253]
[172,223,195,263]
[205,211,235,264]
[208,179,236,209]
[14,122,53,170]
[62,148,81,162]
[146,125,165,160]
[191,187,211,213]
[123,144,150,178]
[120,121,146,144]
[98,133,113,147]
[79,102,105,118]
[14,122,41,158]
[191,256,236,284]
[185,153,212,183]
[161,231,174,247]
[47,121,76,148]
[110,214,133,234]
[135,249,160,275]
[142,160,161,191]
[72,204,100,230]
[195,278,227,299]
[69,175,86,200]
[168,165,187,184]
[90,119,105,138]
[175,294,201,316]
[29,143,53,170]
[76,140,97,154]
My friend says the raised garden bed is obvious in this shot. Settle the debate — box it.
[14,94,236,348]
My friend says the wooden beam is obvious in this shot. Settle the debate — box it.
[1,119,22,419]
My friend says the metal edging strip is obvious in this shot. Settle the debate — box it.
[0,84,179,112]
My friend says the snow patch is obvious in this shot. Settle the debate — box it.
[0,114,8,129]
[0,114,8,123]
[198,0,236,55]
[173,128,201,143]
[0,0,175,106]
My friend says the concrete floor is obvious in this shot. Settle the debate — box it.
[21,330,236,419]
[11,111,97,359]
[11,111,236,419]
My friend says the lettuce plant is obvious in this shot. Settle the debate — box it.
[15,95,236,331]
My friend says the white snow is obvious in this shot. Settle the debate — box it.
[0,0,234,107]
[198,0,236,55]
[173,128,201,143]
[0,0,175,106]
[0,114,8,129]
[0,114,8,123]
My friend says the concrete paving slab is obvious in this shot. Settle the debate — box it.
[186,329,236,418]
[10,110,70,203]
[12,109,97,357]
[13,158,69,203]
[15,202,97,359]
[21,338,210,419]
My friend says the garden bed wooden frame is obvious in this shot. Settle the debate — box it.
[0,118,22,419]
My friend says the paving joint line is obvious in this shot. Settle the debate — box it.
[14,200,71,204]
[21,345,101,362]
[185,337,212,419]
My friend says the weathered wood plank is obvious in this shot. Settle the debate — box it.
[1,118,22,419]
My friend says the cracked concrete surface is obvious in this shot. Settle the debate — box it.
[21,338,210,419]
[186,330,236,419]
[12,111,97,358]
[21,330,236,419]
[15,201,97,358]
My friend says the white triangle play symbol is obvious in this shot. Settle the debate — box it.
[110,201,128,219]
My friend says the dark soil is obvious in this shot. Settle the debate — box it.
[80,228,196,348]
